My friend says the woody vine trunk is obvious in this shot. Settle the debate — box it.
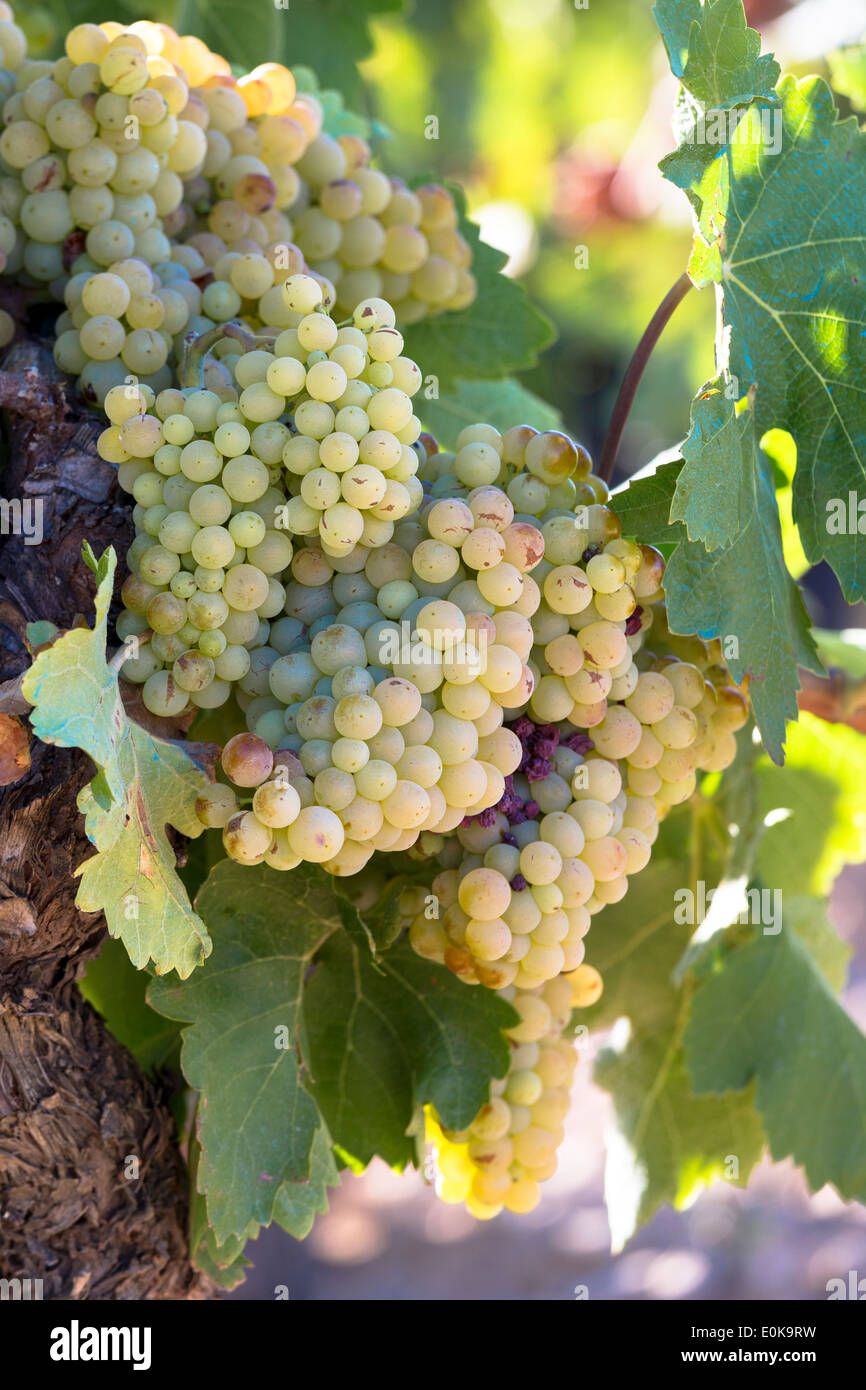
[0,337,211,1300]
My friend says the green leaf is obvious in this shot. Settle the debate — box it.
[418,377,562,452]
[78,937,181,1075]
[273,1122,340,1239]
[781,896,851,994]
[684,925,866,1204]
[302,932,518,1169]
[612,460,687,541]
[21,547,211,978]
[677,74,866,601]
[581,861,764,1249]
[755,711,866,897]
[148,861,337,1244]
[582,862,695,1034]
[402,186,555,391]
[671,375,754,550]
[655,0,779,107]
[24,619,58,649]
[335,873,406,952]
[188,1133,253,1291]
[189,1116,338,1287]
[280,0,405,103]
[22,546,125,794]
[653,0,701,77]
[291,66,378,140]
[615,458,820,762]
[828,44,866,112]
[655,0,780,191]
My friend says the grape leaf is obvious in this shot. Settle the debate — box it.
[755,712,866,898]
[684,924,866,1204]
[670,375,753,550]
[175,0,404,96]
[276,0,404,104]
[582,862,699,1035]
[418,377,562,452]
[335,873,406,952]
[188,1134,253,1291]
[615,456,821,763]
[190,1119,339,1287]
[148,861,338,1244]
[580,862,763,1249]
[667,70,866,602]
[20,546,211,978]
[402,185,555,391]
[655,0,778,107]
[763,429,809,579]
[655,0,780,189]
[301,930,518,1168]
[273,1122,340,1239]
[612,459,687,542]
[79,938,181,1075]
[780,896,851,994]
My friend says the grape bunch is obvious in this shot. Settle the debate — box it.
[107,299,749,1221]
[0,13,477,405]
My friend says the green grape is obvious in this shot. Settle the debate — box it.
[189,484,232,527]
[228,511,267,549]
[142,670,189,717]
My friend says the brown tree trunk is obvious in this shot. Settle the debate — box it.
[0,342,213,1299]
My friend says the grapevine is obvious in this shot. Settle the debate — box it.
[3,0,866,1305]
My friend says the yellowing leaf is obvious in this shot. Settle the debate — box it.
[21,546,211,979]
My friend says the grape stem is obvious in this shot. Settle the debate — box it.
[597,271,694,485]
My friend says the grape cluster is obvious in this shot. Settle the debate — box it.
[0,16,476,402]
[110,322,749,1218]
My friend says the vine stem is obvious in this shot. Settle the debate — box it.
[597,271,694,485]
